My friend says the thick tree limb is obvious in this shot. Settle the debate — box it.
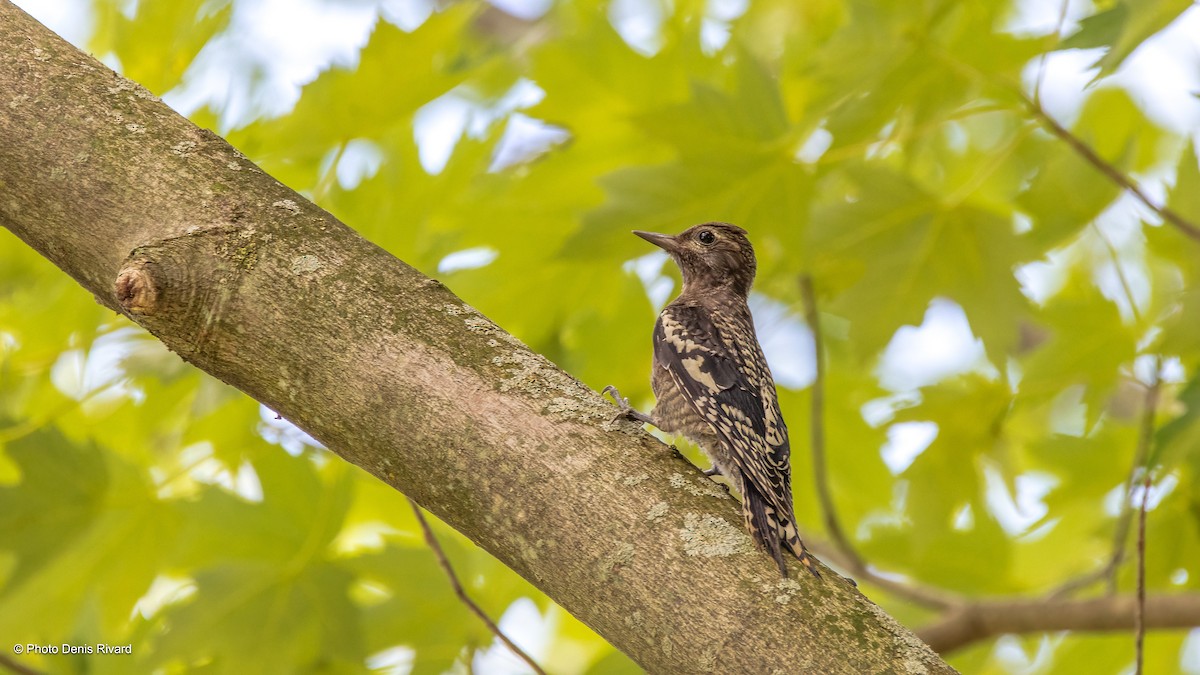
[0,3,952,672]
[917,594,1200,654]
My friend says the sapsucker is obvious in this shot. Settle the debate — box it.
[605,222,820,579]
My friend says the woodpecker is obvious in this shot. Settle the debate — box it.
[605,222,820,578]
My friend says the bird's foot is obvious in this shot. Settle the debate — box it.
[701,465,733,495]
[602,385,656,426]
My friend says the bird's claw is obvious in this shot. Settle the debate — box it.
[602,385,634,423]
[702,467,733,495]
[602,385,627,407]
[602,385,655,426]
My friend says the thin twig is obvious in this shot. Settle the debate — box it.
[800,276,860,567]
[924,40,1200,244]
[0,383,115,444]
[407,498,547,675]
[799,276,959,610]
[806,538,962,609]
[1023,94,1200,243]
[1048,553,1121,599]
[312,142,347,203]
[0,655,43,675]
[1091,221,1144,326]
[1133,362,1161,674]
[1048,230,1149,598]
[1117,363,1161,597]
[1033,0,1072,107]
[1029,0,1200,246]
[1135,470,1150,675]
[1052,359,1162,598]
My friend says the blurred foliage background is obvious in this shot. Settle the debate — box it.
[3,0,1200,672]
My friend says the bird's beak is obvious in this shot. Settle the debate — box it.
[633,230,680,254]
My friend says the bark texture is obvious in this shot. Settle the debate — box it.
[0,3,954,672]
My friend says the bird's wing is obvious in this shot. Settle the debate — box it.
[654,304,792,513]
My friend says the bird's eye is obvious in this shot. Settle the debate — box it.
[697,230,716,245]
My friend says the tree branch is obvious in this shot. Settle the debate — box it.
[408,499,547,675]
[800,276,962,611]
[0,3,951,672]
[1060,366,1162,596]
[928,40,1200,244]
[0,655,43,675]
[917,594,1200,654]
[806,539,963,611]
[796,278,1195,657]
[1022,94,1200,243]
[1032,0,1072,108]
[1134,365,1161,675]
[800,276,860,566]
[1135,471,1150,675]
[921,365,1177,657]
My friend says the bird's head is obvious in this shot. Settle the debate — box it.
[633,222,757,298]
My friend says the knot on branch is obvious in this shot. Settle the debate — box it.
[115,260,159,315]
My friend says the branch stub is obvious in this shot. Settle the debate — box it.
[115,260,159,315]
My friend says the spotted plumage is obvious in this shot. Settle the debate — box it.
[605,222,820,578]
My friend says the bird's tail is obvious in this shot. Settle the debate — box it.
[742,484,821,579]
[781,516,821,579]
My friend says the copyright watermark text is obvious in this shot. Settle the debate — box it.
[13,643,132,655]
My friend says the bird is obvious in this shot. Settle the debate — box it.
[604,222,820,579]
